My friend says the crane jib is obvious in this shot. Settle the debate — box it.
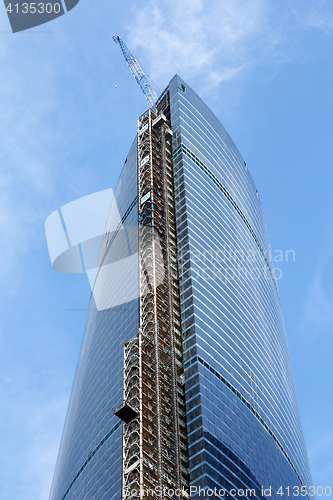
[113,35,158,108]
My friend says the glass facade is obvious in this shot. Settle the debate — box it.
[49,139,139,500]
[49,76,313,500]
[168,75,313,497]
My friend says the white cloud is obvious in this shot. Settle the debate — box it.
[0,44,59,280]
[127,0,333,93]
[294,0,333,32]
[0,36,94,284]
[128,0,272,86]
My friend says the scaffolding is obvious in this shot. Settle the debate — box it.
[116,92,190,499]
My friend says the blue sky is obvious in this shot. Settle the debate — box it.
[0,0,332,498]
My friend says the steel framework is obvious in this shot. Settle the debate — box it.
[113,35,158,108]
[117,92,190,499]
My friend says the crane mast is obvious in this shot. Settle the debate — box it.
[113,35,158,108]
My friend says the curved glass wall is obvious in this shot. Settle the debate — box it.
[49,140,139,500]
[169,75,313,497]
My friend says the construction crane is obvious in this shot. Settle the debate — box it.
[112,35,158,108]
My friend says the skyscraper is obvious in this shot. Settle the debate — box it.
[49,75,313,500]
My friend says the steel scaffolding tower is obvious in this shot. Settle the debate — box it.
[115,90,190,500]
[112,38,189,498]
